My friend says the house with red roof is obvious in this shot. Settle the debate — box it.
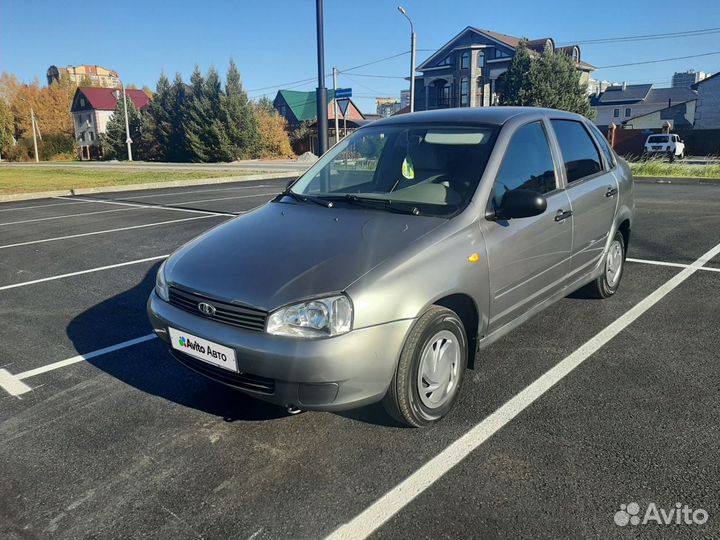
[70,87,150,159]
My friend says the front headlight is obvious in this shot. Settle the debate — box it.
[266,295,352,338]
[155,260,169,301]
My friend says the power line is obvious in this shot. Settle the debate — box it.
[598,50,720,69]
[247,50,410,97]
[559,27,720,46]
[339,72,407,79]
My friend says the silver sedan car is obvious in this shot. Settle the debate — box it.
[147,107,634,427]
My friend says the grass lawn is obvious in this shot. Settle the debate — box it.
[628,159,720,179]
[0,167,259,194]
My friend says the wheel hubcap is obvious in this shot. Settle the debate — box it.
[417,330,461,409]
[605,240,623,287]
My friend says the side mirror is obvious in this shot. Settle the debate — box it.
[494,190,547,220]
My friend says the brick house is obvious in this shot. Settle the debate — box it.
[273,89,366,153]
[70,87,150,160]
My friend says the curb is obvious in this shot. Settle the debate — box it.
[0,172,301,203]
[634,176,720,185]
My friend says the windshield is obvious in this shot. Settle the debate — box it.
[648,135,669,143]
[289,124,499,216]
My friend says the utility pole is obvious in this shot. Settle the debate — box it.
[30,108,39,162]
[332,67,340,144]
[121,83,133,161]
[398,6,416,112]
[315,0,328,155]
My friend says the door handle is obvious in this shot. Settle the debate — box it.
[554,209,573,222]
[605,186,619,198]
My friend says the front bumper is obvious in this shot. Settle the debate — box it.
[147,291,413,411]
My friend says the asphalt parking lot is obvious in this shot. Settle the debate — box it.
[1,177,719,540]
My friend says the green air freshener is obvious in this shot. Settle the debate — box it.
[402,156,415,179]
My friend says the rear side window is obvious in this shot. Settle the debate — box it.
[588,123,616,169]
[492,122,557,208]
[551,120,603,183]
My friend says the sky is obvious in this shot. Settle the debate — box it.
[2,0,720,112]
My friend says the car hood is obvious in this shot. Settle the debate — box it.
[166,201,446,311]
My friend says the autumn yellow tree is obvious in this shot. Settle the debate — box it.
[254,99,294,158]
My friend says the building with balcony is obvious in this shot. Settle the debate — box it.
[47,65,121,88]
[412,27,594,111]
[672,70,707,88]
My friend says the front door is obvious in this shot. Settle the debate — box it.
[549,119,618,281]
[482,121,573,332]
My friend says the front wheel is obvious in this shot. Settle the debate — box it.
[383,306,467,427]
[584,231,626,299]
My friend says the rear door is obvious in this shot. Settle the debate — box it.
[483,121,573,331]
[549,119,618,282]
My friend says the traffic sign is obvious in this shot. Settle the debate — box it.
[335,87,352,99]
[337,98,351,116]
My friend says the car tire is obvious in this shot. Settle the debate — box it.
[383,306,467,427]
[584,231,626,299]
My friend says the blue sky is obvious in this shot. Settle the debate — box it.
[2,0,719,112]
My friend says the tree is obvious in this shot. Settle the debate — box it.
[500,41,594,119]
[103,96,152,160]
[499,41,533,106]
[0,99,14,159]
[220,59,260,159]
[146,73,173,161]
[255,106,294,158]
[182,66,232,162]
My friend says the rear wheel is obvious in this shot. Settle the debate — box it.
[583,231,626,299]
[383,306,467,427]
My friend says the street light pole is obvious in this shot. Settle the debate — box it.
[121,82,133,161]
[398,6,416,113]
[315,0,328,155]
[30,108,40,162]
[333,67,340,144]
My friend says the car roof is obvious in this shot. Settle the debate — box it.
[367,106,587,128]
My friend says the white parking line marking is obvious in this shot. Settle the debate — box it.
[0,200,91,212]
[628,257,720,273]
[1,334,159,396]
[126,184,274,199]
[0,214,221,250]
[53,196,236,217]
[0,206,145,226]
[0,369,32,397]
[0,255,168,291]
[164,192,277,206]
[326,241,720,540]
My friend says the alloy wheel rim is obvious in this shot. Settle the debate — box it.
[417,330,461,409]
[605,240,623,287]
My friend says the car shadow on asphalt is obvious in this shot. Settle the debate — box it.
[66,264,288,423]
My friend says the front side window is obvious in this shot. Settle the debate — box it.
[492,122,557,208]
[625,108,631,117]
[613,108,620,118]
[460,52,470,69]
[477,51,485,67]
[460,78,469,107]
[551,120,603,183]
[290,125,499,216]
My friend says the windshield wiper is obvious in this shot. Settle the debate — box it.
[340,194,420,215]
[281,189,334,208]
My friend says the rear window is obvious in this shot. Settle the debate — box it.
[550,120,603,183]
[648,135,669,143]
